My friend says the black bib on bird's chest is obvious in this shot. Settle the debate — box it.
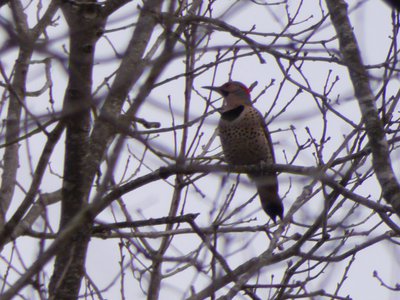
[221,105,244,121]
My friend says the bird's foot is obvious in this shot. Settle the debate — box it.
[259,160,269,173]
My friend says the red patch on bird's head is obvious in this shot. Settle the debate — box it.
[243,85,251,95]
[238,83,251,95]
[223,81,251,95]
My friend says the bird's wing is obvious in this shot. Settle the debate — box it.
[257,111,276,163]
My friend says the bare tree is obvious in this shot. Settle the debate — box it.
[0,0,399,299]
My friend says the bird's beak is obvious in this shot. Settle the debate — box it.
[202,85,221,93]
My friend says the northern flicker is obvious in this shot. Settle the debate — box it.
[203,81,283,222]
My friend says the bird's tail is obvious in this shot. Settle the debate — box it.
[251,174,283,222]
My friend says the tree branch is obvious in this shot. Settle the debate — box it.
[326,0,400,217]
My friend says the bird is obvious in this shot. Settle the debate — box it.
[203,81,283,222]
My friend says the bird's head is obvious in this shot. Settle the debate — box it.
[203,81,252,111]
